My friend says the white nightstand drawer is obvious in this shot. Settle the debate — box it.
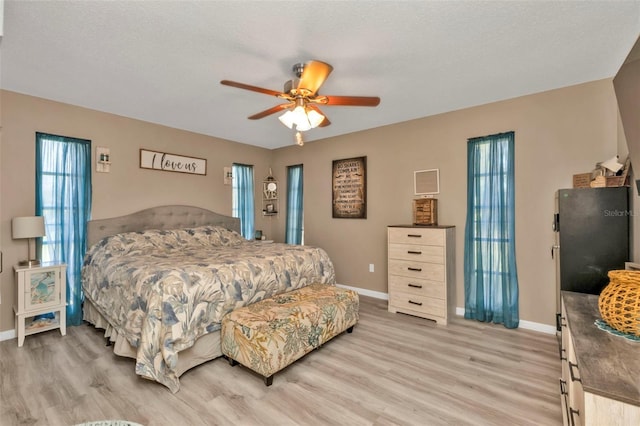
[388,243,444,263]
[22,267,62,311]
[388,227,444,246]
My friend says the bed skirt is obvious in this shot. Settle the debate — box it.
[83,300,223,378]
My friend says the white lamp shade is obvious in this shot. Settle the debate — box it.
[278,110,295,129]
[291,106,311,131]
[12,216,46,239]
[307,108,325,128]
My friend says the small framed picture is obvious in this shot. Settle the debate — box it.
[266,204,275,213]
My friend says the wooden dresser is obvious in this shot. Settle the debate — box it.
[387,225,455,325]
[560,291,640,426]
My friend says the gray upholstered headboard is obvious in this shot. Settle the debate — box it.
[87,205,241,248]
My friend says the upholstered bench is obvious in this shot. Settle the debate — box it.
[220,283,359,386]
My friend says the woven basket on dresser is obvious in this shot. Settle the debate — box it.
[598,270,640,337]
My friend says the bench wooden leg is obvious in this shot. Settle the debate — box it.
[264,375,273,386]
[347,325,354,333]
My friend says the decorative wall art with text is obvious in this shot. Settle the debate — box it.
[332,156,367,219]
[140,149,207,175]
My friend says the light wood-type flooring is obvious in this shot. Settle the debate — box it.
[0,296,562,426]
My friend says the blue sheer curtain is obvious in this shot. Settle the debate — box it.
[463,131,519,328]
[232,163,255,239]
[35,132,92,326]
[286,164,304,244]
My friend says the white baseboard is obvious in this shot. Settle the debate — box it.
[0,328,16,342]
[339,285,555,335]
[0,286,554,339]
[336,283,388,300]
[454,307,556,334]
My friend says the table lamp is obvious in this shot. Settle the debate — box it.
[12,216,46,267]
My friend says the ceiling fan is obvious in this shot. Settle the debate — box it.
[221,60,380,145]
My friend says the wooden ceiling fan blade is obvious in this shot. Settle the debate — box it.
[220,80,283,97]
[248,103,293,120]
[297,60,333,95]
[318,116,331,127]
[307,104,331,127]
[323,95,380,107]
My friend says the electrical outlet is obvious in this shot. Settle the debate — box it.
[369,263,374,273]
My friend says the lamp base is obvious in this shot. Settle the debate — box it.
[18,259,41,267]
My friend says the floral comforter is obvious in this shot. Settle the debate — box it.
[81,225,335,392]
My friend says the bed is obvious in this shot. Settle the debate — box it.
[81,205,335,392]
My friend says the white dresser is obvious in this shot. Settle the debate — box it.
[387,225,455,325]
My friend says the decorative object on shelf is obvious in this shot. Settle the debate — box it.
[96,146,111,173]
[414,169,440,196]
[263,181,278,199]
[139,148,207,176]
[262,169,279,215]
[223,166,233,185]
[12,216,46,267]
[413,198,438,226]
[599,270,640,337]
[332,156,366,219]
[572,173,592,188]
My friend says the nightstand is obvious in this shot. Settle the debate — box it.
[13,262,67,347]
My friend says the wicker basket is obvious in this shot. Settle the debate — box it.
[598,270,640,337]
[413,198,438,226]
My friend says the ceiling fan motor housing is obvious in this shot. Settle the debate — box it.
[292,62,306,78]
[284,79,299,95]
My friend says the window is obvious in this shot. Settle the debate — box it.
[464,131,519,328]
[286,164,304,244]
[232,163,255,239]
[35,132,92,326]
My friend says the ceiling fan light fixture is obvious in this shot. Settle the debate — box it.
[306,108,325,128]
[278,110,296,129]
[291,105,311,131]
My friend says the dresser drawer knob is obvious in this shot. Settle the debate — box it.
[408,267,422,272]
[408,283,423,289]
[407,234,422,238]
[408,300,423,306]
[407,250,422,255]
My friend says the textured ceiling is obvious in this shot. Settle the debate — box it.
[2,1,639,149]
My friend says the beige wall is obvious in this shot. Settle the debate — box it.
[614,57,640,261]
[0,79,624,333]
[0,90,273,332]
[271,79,621,326]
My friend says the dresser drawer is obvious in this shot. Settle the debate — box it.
[388,227,444,246]
[389,291,446,317]
[388,275,445,299]
[388,243,444,263]
[388,259,444,281]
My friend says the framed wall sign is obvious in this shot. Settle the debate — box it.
[140,149,207,176]
[332,156,367,219]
